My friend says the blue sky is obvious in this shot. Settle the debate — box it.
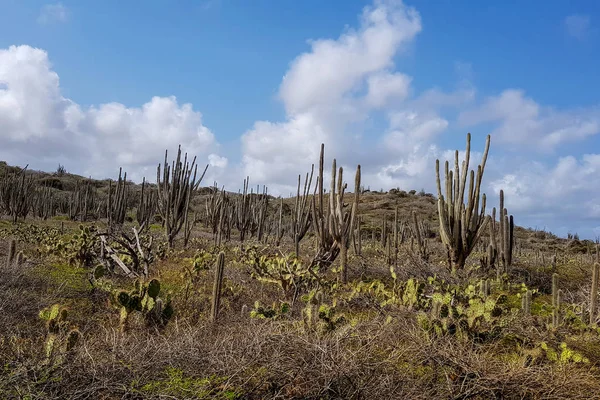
[1,0,600,238]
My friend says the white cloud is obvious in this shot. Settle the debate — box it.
[486,153,600,237]
[458,89,600,151]
[242,0,424,193]
[38,3,69,25]
[565,14,591,40]
[208,153,228,168]
[365,71,412,108]
[0,45,222,183]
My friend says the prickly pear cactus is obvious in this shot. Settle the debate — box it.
[111,278,173,331]
[38,304,81,365]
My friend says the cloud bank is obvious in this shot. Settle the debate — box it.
[1,0,600,238]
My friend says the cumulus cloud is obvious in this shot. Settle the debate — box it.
[0,45,224,183]
[458,89,600,151]
[565,14,591,40]
[487,154,600,238]
[37,3,69,25]
[241,0,424,194]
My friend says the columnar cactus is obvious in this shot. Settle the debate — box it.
[435,133,491,270]
[591,262,599,326]
[552,273,560,328]
[311,143,361,283]
[6,238,15,268]
[0,165,36,223]
[412,211,429,261]
[211,251,225,322]
[328,160,361,283]
[136,177,156,230]
[291,166,314,258]
[156,146,208,248]
[107,168,129,229]
[498,190,514,272]
[522,290,532,315]
[234,177,252,242]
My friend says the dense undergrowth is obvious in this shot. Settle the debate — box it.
[2,217,600,399]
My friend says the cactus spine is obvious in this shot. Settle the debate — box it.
[211,252,225,322]
[435,133,491,270]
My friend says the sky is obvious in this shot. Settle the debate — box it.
[1,0,600,239]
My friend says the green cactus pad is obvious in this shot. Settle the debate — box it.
[147,279,161,298]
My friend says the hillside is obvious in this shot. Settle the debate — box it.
[1,152,600,399]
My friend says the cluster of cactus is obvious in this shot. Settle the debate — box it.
[311,143,361,283]
[538,341,590,364]
[231,178,271,244]
[47,225,98,267]
[136,176,157,230]
[112,278,173,330]
[38,304,81,365]
[483,190,514,275]
[156,146,208,248]
[302,302,346,333]
[420,291,506,340]
[0,164,36,223]
[435,133,491,270]
[205,179,277,248]
[205,183,230,247]
[291,165,314,257]
[2,223,61,246]
[68,178,102,222]
[33,185,56,220]
[410,211,430,261]
[247,248,316,299]
[107,167,130,229]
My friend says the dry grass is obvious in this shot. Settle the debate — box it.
[2,188,600,399]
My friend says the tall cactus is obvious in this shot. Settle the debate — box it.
[6,239,16,268]
[328,158,361,283]
[156,146,208,248]
[136,177,156,230]
[211,252,226,322]
[591,262,599,326]
[0,165,36,223]
[107,168,129,229]
[291,165,314,257]
[435,133,491,270]
[499,190,514,272]
[311,143,361,283]
[552,273,560,328]
[234,177,251,242]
